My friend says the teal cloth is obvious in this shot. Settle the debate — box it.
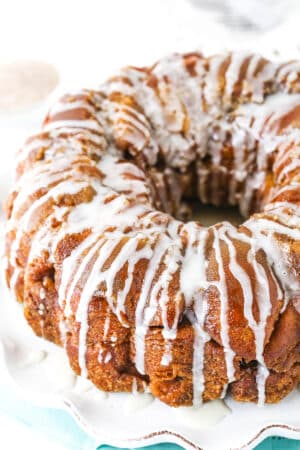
[0,382,299,450]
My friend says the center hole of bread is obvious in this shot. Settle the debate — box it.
[189,202,243,226]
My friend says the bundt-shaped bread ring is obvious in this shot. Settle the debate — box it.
[5,52,300,407]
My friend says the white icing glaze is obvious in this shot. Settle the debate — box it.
[175,399,231,429]
[212,227,236,389]
[135,234,173,374]
[123,392,154,415]
[74,376,94,393]
[42,350,76,390]
[224,52,250,102]
[18,349,47,368]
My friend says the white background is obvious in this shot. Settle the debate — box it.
[1,1,300,448]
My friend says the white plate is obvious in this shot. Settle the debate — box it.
[0,46,299,446]
[0,263,299,450]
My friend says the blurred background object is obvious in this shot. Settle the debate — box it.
[189,0,291,30]
[0,60,59,114]
[225,0,289,29]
